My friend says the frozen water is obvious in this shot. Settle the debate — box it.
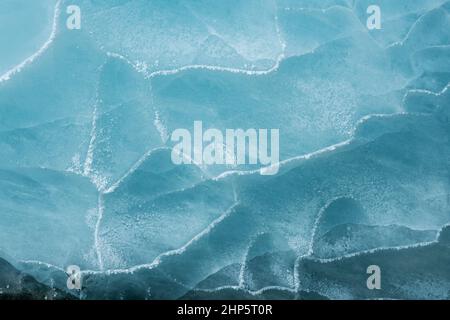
[0,0,57,76]
[0,0,449,300]
[297,226,450,300]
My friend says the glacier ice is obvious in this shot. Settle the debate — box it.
[0,168,98,269]
[0,0,57,77]
[0,0,449,300]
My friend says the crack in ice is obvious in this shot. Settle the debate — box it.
[0,0,61,84]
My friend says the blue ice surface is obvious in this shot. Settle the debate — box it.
[0,0,449,300]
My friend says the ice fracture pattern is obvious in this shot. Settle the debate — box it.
[0,0,449,300]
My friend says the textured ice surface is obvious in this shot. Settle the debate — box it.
[0,0,57,76]
[298,226,450,300]
[0,168,98,269]
[0,0,449,300]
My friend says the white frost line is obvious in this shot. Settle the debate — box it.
[306,240,437,264]
[82,201,240,276]
[283,4,352,14]
[94,194,105,271]
[0,0,61,83]
[274,8,287,55]
[154,110,169,143]
[402,82,450,106]
[355,112,409,126]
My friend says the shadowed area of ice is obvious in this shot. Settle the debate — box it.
[0,257,72,300]
[297,226,450,299]
[0,0,57,76]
